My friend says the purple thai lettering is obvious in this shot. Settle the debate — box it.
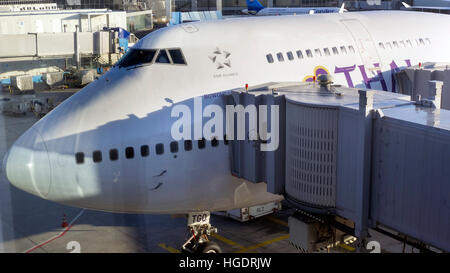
[334,65,356,88]
[390,60,400,92]
[358,64,388,91]
[405,59,412,67]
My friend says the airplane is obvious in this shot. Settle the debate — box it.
[4,10,450,253]
[242,0,346,16]
[401,1,450,13]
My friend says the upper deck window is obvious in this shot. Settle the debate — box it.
[287,51,294,61]
[266,54,274,63]
[332,47,339,55]
[276,53,284,62]
[168,49,187,64]
[117,49,157,68]
[296,50,303,59]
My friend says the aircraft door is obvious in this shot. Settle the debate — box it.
[341,19,381,76]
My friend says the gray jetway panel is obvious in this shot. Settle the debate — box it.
[0,35,36,57]
[224,89,286,195]
[370,105,450,252]
[395,63,450,110]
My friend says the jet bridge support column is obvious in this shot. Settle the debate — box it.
[353,90,375,241]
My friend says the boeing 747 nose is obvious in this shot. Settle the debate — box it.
[4,127,52,198]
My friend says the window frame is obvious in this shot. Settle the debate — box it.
[156,143,164,155]
[93,150,102,163]
[276,52,285,62]
[109,149,119,161]
[140,145,149,157]
[117,48,157,70]
[125,147,135,159]
[155,49,173,65]
[167,47,187,65]
[286,51,294,61]
[170,141,179,153]
[75,152,84,164]
[266,54,274,63]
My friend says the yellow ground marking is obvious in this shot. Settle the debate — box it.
[338,243,355,252]
[158,243,181,253]
[211,233,243,248]
[233,234,290,253]
[266,216,289,227]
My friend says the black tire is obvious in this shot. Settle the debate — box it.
[198,241,222,253]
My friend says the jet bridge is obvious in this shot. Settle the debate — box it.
[224,79,450,252]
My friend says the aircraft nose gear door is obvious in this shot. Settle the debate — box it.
[341,19,382,77]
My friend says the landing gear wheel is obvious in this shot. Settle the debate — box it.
[182,211,221,253]
[198,241,222,253]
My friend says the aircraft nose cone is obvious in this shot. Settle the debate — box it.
[4,127,52,198]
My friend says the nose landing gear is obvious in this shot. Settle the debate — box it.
[181,211,222,253]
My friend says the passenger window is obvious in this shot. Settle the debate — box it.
[425,38,431,45]
[340,46,347,54]
[348,46,355,53]
[276,53,284,62]
[75,152,84,164]
[141,145,149,157]
[156,143,164,155]
[211,137,219,147]
[156,49,170,63]
[168,49,187,64]
[332,47,339,55]
[406,40,412,47]
[110,149,118,161]
[184,140,192,151]
[386,42,392,49]
[393,41,399,48]
[116,49,156,68]
[286,51,294,61]
[170,141,179,153]
[125,147,134,159]
[224,134,229,145]
[378,42,385,49]
[419,38,425,46]
[400,41,405,48]
[296,50,303,59]
[266,54,274,63]
[93,150,102,163]
[305,49,313,58]
[198,138,206,149]
[314,49,322,57]
[323,48,330,56]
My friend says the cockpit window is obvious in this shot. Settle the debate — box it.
[156,49,170,64]
[117,49,156,68]
[168,49,187,65]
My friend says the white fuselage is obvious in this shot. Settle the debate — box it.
[4,11,450,214]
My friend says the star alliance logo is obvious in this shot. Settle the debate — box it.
[209,47,231,69]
